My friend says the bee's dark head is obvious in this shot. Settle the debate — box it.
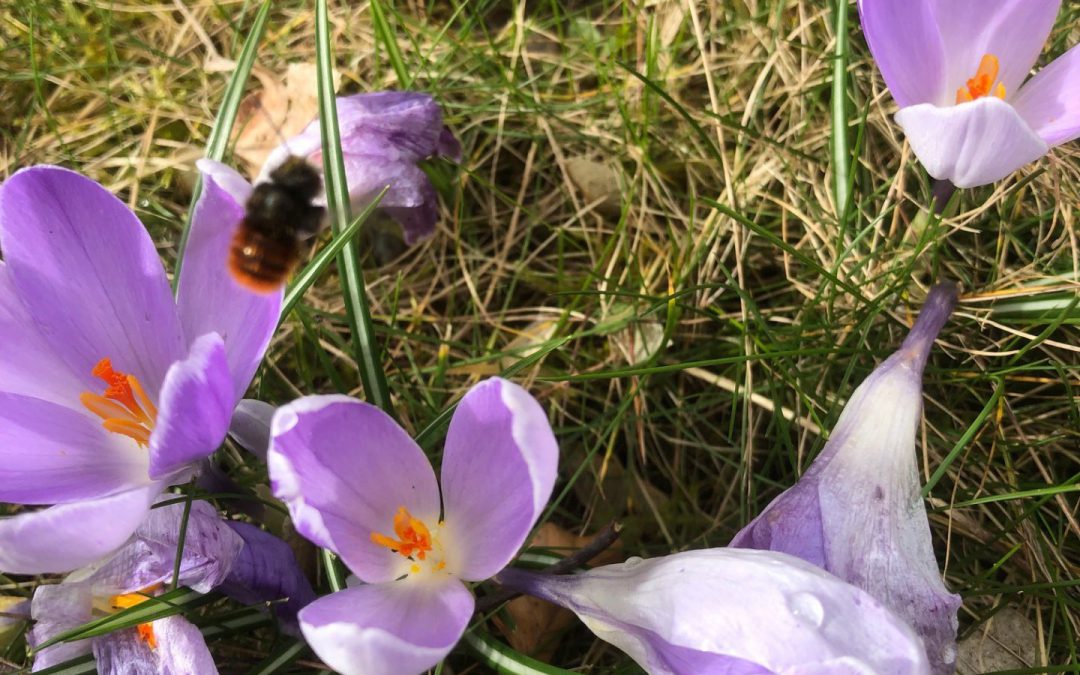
[269,156,322,201]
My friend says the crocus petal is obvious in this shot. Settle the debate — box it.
[178,162,281,401]
[0,263,85,407]
[256,92,458,244]
[340,161,440,244]
[194,158,253,206]
[0,393,147,504]
[152,615,219,675]
[228,399,275,462]
[857,0,947,107]
[929,0,1060,98]
[895,98,1048,187]
[218,521,316,636]
[147,333,233,481]
[497,549,930,675]
[29,582,94,671]
[92,628,157,675]
[0,166,185,397]
[86,499,243,595]
[1012,44,1080,146]
[731,284,961,675]
[0,483,162,574]
[268,396,440,582]
[299,577,474,675]
[440,378,559,581]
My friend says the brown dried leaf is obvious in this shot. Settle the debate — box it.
[957,608,1039,674]
[232,63,340,175]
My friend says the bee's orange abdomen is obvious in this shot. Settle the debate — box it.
[227,225,299,293]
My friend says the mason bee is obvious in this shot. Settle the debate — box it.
[228,156,325,293]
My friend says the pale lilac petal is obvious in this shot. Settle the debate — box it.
[497,549,930,675]
[0,263,86,406]
[218,521,316,636]
[148,333,233,481]
[348,162,439,244]
[153,615,219,675]
[0,393,147,504]
[194,158,253,206]
[92,628,157,675]
[228,399,275,462]
[0,483,162,574]
[731,284,960,675]
[1013,44,1080,146]
[0,166,185,397]
[29,582,94,671]
[930,0,1060,98]
[89,499,243,595]
[268,396,440,583]
[857,0,947,106]
[299,578,474,675]
[896,98,1048,187]
[440,378,559,581]
[178,163,281,401]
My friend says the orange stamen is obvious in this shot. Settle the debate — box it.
[371,506,434,561]
[109,586,161,649]
[956,53,1007,104]
[82,359,157,446]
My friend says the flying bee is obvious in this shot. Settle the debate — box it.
[228,155,325,293]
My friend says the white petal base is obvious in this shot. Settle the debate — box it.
[896,98,1048,188]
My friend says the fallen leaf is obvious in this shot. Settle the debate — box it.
[232,63,340,175]
[957,608,1039,674]
[565,156,621,217]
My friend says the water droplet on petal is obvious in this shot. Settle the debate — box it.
[623,556,644,569]
[941,645,957,664]
[788,592,825,628]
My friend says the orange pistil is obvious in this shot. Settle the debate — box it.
[956,53,1007,104]
[371,506,434,560]
[109,586,161,649]
[81,358,157,446]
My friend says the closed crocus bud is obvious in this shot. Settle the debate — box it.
[730,283,961,674]
[496,548,931,675]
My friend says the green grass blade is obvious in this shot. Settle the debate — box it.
[32,588,210,652]
[923,378,1005,496]
[315,0,393,412]
[831,0,851,226]
[245,638,308,675]
[281,187,389,320]
[463,631,576,675]
[173,0,272,290]
[369,0,411,86]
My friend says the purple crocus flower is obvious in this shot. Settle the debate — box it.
[0,165,280,574]
[730,284,961,673]
[497,548,931,674]
[267,377,559,675]
[258,91,461,244]
[28,500,244,673]
[860,0,1080,188]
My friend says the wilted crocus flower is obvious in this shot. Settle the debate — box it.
[28,500,243,673]
[497,548,930,674]
[730,283,961,673]
[218,520,316,636]
[860,0,1080,188]
[0,166,280,574]
[257,91,460,244]
[268,378,558,675]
